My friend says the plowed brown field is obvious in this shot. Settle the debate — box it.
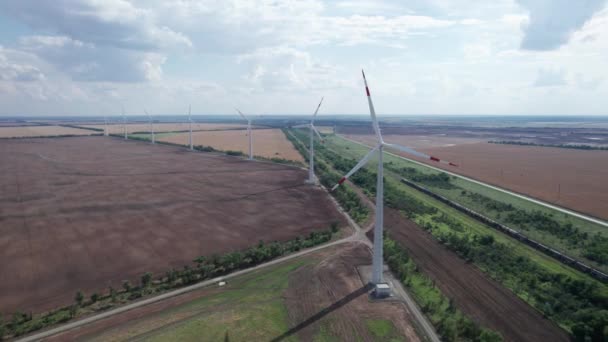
[44,243,420,342]
[380,208,569,342]
[158,128,304,162]
[417,142,608,220]
[346,133,608,220]
[0,137,344,314]
[0,125,94,138]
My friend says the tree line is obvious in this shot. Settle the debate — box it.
[0,226,339,339]
[489,140,608,151]
[295,133,607,341]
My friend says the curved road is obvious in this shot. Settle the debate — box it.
[339,135,608,228]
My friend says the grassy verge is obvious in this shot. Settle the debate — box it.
[1,226,340,340]
[286,129,503,341]
[328,135,608,273]
[283,129,369,224]
[141,261,305,342]
[289,129,608,340]
[384,236,502,342]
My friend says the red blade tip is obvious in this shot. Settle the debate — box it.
[338,177,346,185]
[430,156,440,162]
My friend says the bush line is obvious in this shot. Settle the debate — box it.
[0,225,340,339]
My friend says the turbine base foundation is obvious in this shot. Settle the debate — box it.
[372,283,391,298]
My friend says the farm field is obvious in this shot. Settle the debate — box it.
[44,243,420,342]
[0,125,95,138]
[155,128,305,162]
[344,133,608,221]
[325,134,608,273]
[337,123,608,147]
[417,142,608,220]
[380,208,569,342]
[343,133,484,149]
[287,129,607,338]
[81,122,249,134]
[0,136,344,314]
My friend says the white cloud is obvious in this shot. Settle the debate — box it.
[516,0,607,50]
[0,47,45,82]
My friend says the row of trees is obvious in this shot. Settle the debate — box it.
[384,235,503,342]
[299,134,607,341]
[284,129,369,223]
[388,164,455,189]
[1,226,340,340]
[284,130,505,341]
[489,140,608,151]
[425,220,608,341]
[461,190,605,265]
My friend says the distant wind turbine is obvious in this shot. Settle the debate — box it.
[236,109,253,160]
[332,70,458,297]
[188,105,193,150]
[122,106,128,140]
[293,97,324,184]
[145,109,155,144]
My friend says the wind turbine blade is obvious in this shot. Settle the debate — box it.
[235,108,248,121]
[384,143,458,167]
[311,96,324,123]
[311,125,323,141]
[331,145,379,191]
[362,70,383,143]
[144,109,150,119]
[188,105,192,121]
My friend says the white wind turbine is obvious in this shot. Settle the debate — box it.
[188,105,193,151]
[122,106,128,140]
[236,109,253,160]
[293,97,324,184]
[145,109,155,144]
[331,70,458,297]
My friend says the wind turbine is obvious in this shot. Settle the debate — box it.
[145,109,155,144]
[331,70,458,297]
[122,106,128,140]
[293,97,324,184]
[188,105,193,151]
[236,109,253,160]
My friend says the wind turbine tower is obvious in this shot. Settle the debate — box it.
[332,70,458,297]
[122,107,128,140]
[145,109,155,144]
[188,105,193,150]
[236,109,253,160]
[294,97,324,184]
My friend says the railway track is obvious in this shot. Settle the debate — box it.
[400,178,608,283]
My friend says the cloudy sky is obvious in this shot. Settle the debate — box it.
[0,0,607,116]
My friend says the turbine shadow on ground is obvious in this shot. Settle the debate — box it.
[270,283,373,342]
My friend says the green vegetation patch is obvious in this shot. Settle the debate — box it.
[141,261,305,342]
[301,133,608,340]
[366,319,402,341]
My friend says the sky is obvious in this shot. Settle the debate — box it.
[0,0,607,116]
